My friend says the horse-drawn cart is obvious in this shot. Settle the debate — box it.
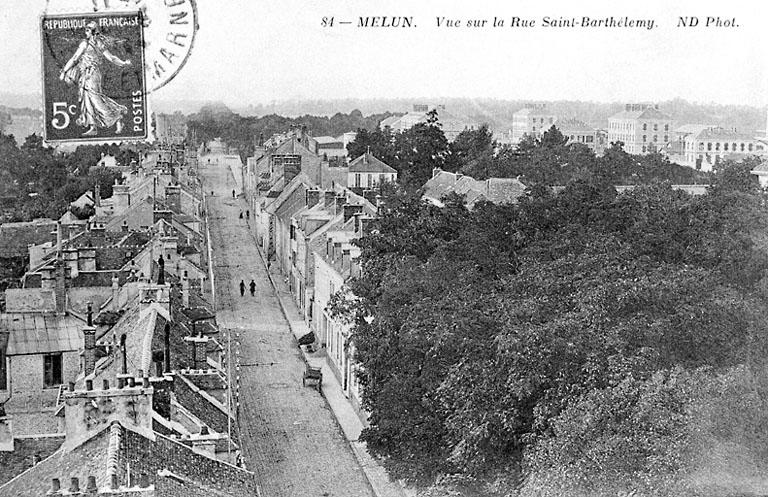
[301,364,323,392]
[302,364,323,393]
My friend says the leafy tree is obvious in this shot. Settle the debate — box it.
[392,110,449,189]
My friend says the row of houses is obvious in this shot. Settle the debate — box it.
[241,122,534,420]
[0,145,257,496]
[504,103,768,172]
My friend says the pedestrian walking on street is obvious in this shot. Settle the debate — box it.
[249,280,256,296]
[239,211,243,219]
[232,189,235,198]
[246,210,250,220]
[239,279,245,297]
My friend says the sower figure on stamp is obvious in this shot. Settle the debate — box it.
[59,21,132,137]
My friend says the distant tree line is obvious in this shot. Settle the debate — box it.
[0,132,133,222]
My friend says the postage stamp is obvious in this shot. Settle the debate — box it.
[40,11,148,143]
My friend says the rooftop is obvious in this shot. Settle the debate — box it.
[1,313,84,356]
[609,107,672,121]
[348,153,397,174]
[423,169,527,209]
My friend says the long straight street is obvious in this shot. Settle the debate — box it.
[201,158,375,497]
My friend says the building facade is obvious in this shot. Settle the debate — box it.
[607,103,673,155]
[510,104,557,144]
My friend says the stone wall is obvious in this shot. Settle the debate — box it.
[124,430,256,496]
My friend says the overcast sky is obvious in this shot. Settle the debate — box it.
[1,0,766,106]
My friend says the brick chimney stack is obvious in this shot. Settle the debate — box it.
[181,270,190,308]
[83,303,96,375]
[306,189,321,207]
[111,275,120,312]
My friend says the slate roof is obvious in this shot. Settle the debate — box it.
[556,118,594,134]
[694,127,755,141]
[348,153,397,174]
[1,313,84,356]
[0,423,112,497]
[609,107,671,121]
[0,219,56,258]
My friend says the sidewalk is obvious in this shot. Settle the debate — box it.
[241,214,413,497]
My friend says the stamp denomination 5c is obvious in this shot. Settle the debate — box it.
[41,11,148,143]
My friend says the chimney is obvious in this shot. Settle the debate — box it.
[184,335,210,369]
[343,204,363,222]
[63,249,79,278]
[334,194,347,216]
[181,271,190,307]
[165,185,181,213]
[157,256,165,285]
[112,180,130,214]
[62,381,154,448]
[138,283,171,314]
[111,275,120,312]
[121,221,129,233]
[94,184,101,208]
[83,304,97,376]
[306,189,321,207]
[54,260,68,315]
[323,190,335,210]
[120,334,128,375]
[342,248,351,272]
[164,323,171,374]
[77,247,96,272]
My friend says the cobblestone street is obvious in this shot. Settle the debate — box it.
[201,158,375,497]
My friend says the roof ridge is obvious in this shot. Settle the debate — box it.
[106,422,123,485]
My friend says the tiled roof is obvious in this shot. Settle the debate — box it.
[0,436,65,487]
[1,313,84,356]
[0,219,56,258]
[423,169,526,209]
[348,153,397,174]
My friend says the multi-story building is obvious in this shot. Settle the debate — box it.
[380,104,478,141]
[347,152,398,191]
[607,103,673,155]
[510,104,557,144]
[676,126,766,171]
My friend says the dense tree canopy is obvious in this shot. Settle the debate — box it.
[330,156,768,496]
[0,132,126,222]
